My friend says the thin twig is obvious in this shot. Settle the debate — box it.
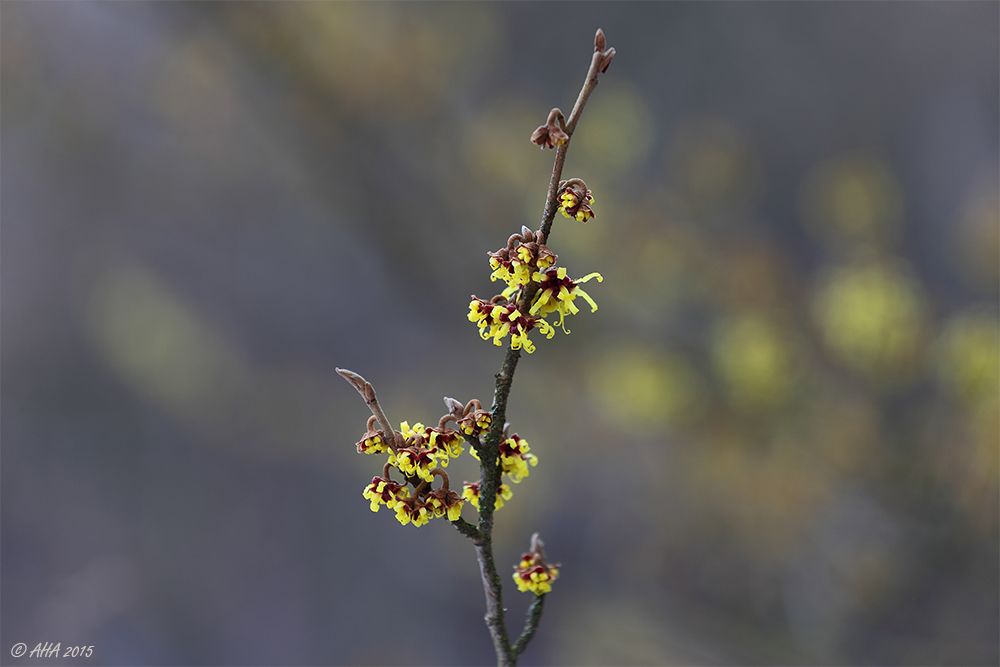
[336,368,399,451]
[538,29,611,246]
[511,594,546,657]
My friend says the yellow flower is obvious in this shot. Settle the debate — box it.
[462,481,512,510]
[499,435,538,483]
[468,297,556,354]
[513,554,560,595]
[362,477,409,512]
[529,267,603,331]
[389,448,437,482]
[557,185,595,222]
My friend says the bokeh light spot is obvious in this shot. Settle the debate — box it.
[573,82,654,176]
[86,265,250,423]
[712,313,799,410]
[588,344,707,432]
[812,258,927,383]
[799,154,904,249]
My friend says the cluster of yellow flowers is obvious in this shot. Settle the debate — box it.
[356,414,466,527]
[469,216,603,354]
[355,404,537,529]
[513,545,560,595]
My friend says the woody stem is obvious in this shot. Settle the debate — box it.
[475,29,612,667]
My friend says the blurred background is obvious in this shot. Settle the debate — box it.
[2,2,997,665]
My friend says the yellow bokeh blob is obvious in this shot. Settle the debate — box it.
[934,310,1000,405]
[86,265,250,423]
[587,345,706,432]
[812,259,927,383]
[573,82,654,176]
[799,153,903,248]
[712,313,799,410]
[667,116,764,214]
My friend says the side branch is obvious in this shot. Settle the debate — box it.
[511,594,546,657]
[336,368,398,450]
[452,516,481,541]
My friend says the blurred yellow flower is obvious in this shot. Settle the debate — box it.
[935,310,1000,404]
[799,154,903,249]
[711,313,799,410]
[812,259,927,384]
[587,345,706,431]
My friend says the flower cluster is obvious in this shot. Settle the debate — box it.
[499,434,538,482]
[469,297,555,353]
[355,398,537,527]
[360,461,461,528]
[488,236,557,296]
[356,416,389,455]
[529,266,603,332]
[557,179,594,223]
[469,221,602,353]
[513,534,561,595]
[530,108,569,150]
[462,481,513,510]
[473,432,538,484]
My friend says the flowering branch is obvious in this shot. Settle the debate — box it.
[338,28,614,667]
[537,28,614,245]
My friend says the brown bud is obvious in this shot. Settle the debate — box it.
[595,29,606,53]
[443,397,465,417]
[530,123,569,150]
[600,48,615,73]
[530,108,569,149]
[530,124,552,148]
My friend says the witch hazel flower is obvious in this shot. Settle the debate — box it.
[362,474,410,513]
[455,399,494,437]
[513,533,561,595]
[462,481,513,510]
[471,431,538,484]
[557,178,595,223]
[398,420,463,467]
[389,445,439,483]
[426,485,465,521]
[488,227,558,294]
[468,297,556,354]
[529,265,603,332]
[394,494,433,527]
[425,424,464,461]
[356,415,389,455]
[395,465,465,527]
[499,434,538,483]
